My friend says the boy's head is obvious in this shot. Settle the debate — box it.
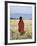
[19,16,22,20]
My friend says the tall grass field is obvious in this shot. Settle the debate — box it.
[10,19,32,40]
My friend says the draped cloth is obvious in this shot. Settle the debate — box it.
[18,20,24,33]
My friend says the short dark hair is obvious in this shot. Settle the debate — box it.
[19,16,22,20]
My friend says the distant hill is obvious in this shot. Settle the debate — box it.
[10,18,18,19]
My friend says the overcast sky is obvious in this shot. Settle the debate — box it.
[10,6,32,19]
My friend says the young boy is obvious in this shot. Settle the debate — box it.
[18,17,24,35]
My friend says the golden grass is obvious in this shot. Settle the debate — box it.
[10,19,32,40]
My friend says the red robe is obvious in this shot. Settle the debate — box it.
[18,20,24,33]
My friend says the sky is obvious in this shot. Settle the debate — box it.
[10,6,32,20]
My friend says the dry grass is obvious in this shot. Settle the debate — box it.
[10,19,32,40]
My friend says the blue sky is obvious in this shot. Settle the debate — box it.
[10,6,32,19]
